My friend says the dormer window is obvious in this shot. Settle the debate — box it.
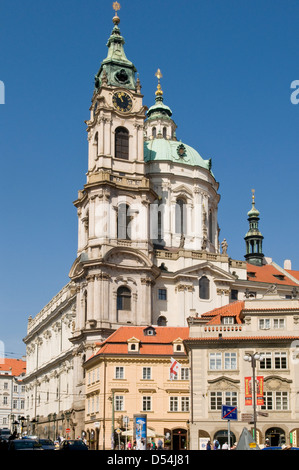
[173,339,184,353]
[127,337,140,353]
[273,274,285,281]
[223,317,234,325]
[144,327,156,336]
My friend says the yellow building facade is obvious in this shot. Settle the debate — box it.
[84,326,190,450]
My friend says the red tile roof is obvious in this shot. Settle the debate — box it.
[200,301,244,325]
[0,358,26,376]
[185,335,299,344]
[92,326,189,358]
[285,270,299,282]
[247,263,299,286]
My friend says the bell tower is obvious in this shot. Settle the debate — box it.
[244,189,264,266]
[70,3,159,346]
[86,2,147,178]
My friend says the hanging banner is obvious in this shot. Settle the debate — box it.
[256,376,264,405]
[245,377,252,405]
[245,376,264,406]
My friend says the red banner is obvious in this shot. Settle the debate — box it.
[245,376,264,406]
[245,377,252,405]
[256,376,264,405]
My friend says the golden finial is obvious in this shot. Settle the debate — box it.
[155,68,163,97]
[251,188,255,204]
[112,2,121,24]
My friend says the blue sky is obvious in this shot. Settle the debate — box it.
[1,0,299,357]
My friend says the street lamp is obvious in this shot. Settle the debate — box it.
[243,353,264,443]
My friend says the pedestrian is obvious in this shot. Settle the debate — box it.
[127,440,132,450]
[157,438,163,450]
[213,439,220,450]
[222,442,229,450]
[206,440,211,450]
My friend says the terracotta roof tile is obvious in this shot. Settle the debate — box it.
[247,263,298,286]
[93,326,189,357]
[0,358,26,376]
[186,335,299,342]
[200,301,244,325]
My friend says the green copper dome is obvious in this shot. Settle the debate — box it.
[144,138,212,172]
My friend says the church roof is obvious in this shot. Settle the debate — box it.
[144,138,212,171]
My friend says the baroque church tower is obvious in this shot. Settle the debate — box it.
[69,3,232,347]
[69,5,159,347]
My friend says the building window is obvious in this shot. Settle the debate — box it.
[142,396,152,412]
[181,368,189,380]
[117,203,131,240]
[260,352,287,370]
[142,367,151,380]
[115,127,129,160]
[273,319,285,329]
[199,276,210,300]
[231,289,238,300]
[209,352,237,370]
[181,397,190,412]
[209,353,222,370]
[115,395,124,411]
[175,198,186,235]
[210,391,237,411]
[169,397,189,412]
[129,343,137,352]
[157,315,167,326]
[117,286,131,311]
[223,317,234,325]
[158,288,167,300]
[115,366,125,379]
[170,397,179,412]
[261,391,289,411]
[208,210,213,243]
[259,318,285,330]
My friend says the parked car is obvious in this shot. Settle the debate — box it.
[8,439,43,450]
[59,439,88,451]
[38,438,56,450]
[0,428,11,441]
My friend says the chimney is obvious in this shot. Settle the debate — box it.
[284,259,292,270]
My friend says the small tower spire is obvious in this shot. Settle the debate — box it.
[94,1,137,91]
[155,68,163,99]
[244,189,264,266]
[112,1,121,25]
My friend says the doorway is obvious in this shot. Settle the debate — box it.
[213,429,236,449]
[265,428,286,447]
[172,429,187,450]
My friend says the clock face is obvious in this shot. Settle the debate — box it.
[112,91,133,112]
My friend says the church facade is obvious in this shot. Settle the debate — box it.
[22,5,299,439]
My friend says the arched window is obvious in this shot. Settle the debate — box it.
[199,276,210,300]
[117,286,131,311]
[115,127,129,160]
[157,316,167,326]
[152,127,156,138]
[83,290,88,324]
[117,203,131,240]
[175,198,186,235]
[94,132,98,158]
[208,210,213,243]
[163,127,167,139]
